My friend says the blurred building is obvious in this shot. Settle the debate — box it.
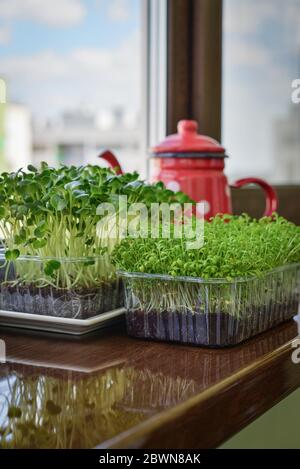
[0,79,32,171]
[6,104,32,170]
[0,104,5,171]
[0,100,32,173]
[0,91,143,176]
[32,108,143,175]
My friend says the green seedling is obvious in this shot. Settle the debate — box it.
[0,163,191,289]
[113,214,300,318]
[113,214,300,280]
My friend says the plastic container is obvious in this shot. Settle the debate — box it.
[0,254,123,319]
[119,264,300,347]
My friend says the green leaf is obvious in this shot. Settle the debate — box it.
[27,164,37,173]
[7,406,22,419]
[14,205,28,219]
[40,161,49,171]
[5,249,20,261]
[34,220,46,238]
[50,195,67,211]
[44,260,61,276]
[84,258,95,266]
[14,228,26,245]
[64,180,82,191]
[32,238,47,249]
[46,400,62,416]
[0,206,5,218]
[174,191,192,204]
[73,190,88,199]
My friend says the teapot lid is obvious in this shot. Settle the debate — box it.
[150,120,225,155]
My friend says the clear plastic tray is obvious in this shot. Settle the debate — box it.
[0,255,123,319]
[119,264,300,347]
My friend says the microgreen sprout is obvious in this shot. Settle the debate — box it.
[113,213,300,280]
[113,214,300,322]
[0,163,190,290]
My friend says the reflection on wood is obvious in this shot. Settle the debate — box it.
[0,319,298,448]
[0,365,143,448]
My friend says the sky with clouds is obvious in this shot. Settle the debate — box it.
[223,0,300,179]
[0,0,299,180]
[0,0,140,123]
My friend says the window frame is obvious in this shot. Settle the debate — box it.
[144,0,299,222]
[143,0,222,174]
[142,0,168,151]
[166,0,223,140]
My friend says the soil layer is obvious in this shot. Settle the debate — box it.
[0,281,124,319]
[126,298,299,347]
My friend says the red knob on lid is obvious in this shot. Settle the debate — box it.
[178,120,198,135]
[150,119,225,155]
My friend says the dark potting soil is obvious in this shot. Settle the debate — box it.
[0,281,124,319]
[126,297,299,347]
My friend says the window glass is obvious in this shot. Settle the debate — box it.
[223,0,300,183]
[0,0,142,174]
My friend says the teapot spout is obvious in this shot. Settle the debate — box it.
[98,150,123,175]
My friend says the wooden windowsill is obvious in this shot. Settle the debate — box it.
[0,319,299,448]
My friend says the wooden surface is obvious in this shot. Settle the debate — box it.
[0,318,299,448]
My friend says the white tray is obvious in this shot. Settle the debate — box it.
[0,308,125,335]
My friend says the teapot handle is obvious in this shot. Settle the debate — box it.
[230,178,278,217]
[98,150,123,175]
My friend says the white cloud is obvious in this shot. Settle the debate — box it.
[0,30,141,119]
[223,0,300,83]
[0,0,86,27]
[0,26,11,45]
[107,0,130,22]
[224,0,277,35]
[224,0,300,37]
[224,41,270,67]
[223,0,300,180]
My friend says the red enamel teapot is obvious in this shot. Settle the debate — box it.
[98,119,278,219]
